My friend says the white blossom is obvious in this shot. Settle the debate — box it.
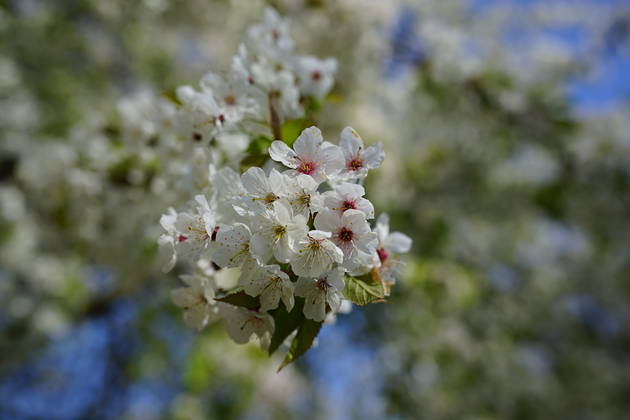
[171,273,219,330]
[240,262,294,312]
[221,304,275,349]
[295,267,345,322]
[337,127,384,181]
[294,56,337,100]
[234,167,288,216]
[290,230,344,278]
[373,213,412,293]
[322,182,374,219]
[212,223,252,268]
[159,195,216,270]
[246,8,294,60]
[269,126,344,183]
[285,173,323,218]
[199,72,258,125]
[249,200,308,264]
[314,209,378,271]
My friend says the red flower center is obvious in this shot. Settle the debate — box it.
[348,158,363,171]
[297,160,317,175]
[338,227,354,242]
[341,200,356,211]
[377,248,388,263]
[311,70,322,81]
[211,226,219,241]
[178,234,188,243]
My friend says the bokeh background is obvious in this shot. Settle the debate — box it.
[2,0,630,419]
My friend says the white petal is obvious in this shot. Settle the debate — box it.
[375,213,390,242]
[260,286,282,312]
[362,143,385,169]
[293,126,323,160]
[281,282,295,311]
[171,288,198,308]
[326,289,342,313]
[320,143,345,175]
[342,209,370,234]
[339,126,363,157]
[183,305,209,330]
[308,230,332,240]
[355,198,375,219]
[385,232,412,254]
[314,209,341,233]
[303,290,326,322]
[269,141,298,168]
[273,236,293,263]
[241,167,269,195]
[250,232,272,264]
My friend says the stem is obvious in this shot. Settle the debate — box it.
[268,92,282,140]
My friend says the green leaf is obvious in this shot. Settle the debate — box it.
[343,274,385,306]
[280,118,312,145]
[246,135,274,155]
[214,289,260,310]
[241,136,274,172]
[240,154,269,173]
[277,318,323,372]
[268,298,305,356]
[162,88,182,106]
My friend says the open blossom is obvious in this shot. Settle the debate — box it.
[322,182,374,219]
[212,223,252,268]
[294,56,337,100]
[175,85,222,143]
[171,273,219,330]
[209,166,246,223]
[269,126,344,183]
[337,127,384,181]
[291,230,344,278]
[249,200,308,263]
[221,304,275,350]
[159,195,216,271]
[199,72,258,124]
[246,7,294,59]
[373,213,412,293]
[295,267,345,322]
[240,263,294,312]
[285,174,323,218]
[234,167,287,216]
[315,209,378,271]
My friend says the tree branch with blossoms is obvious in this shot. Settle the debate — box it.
[159,8,411,370]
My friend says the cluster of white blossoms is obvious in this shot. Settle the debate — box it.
[158,8,411,367]
[174,8,337,148]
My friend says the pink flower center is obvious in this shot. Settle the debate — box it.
[347,157,363,171]
[341,200,356,211]
[316,278,331,291]
[377,248,388,263]
[338,227,354,243]
[297,160,317,175]
[211,226,219,241]
[178,234,188,243]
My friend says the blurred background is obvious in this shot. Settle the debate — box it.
[2,0,630,419]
